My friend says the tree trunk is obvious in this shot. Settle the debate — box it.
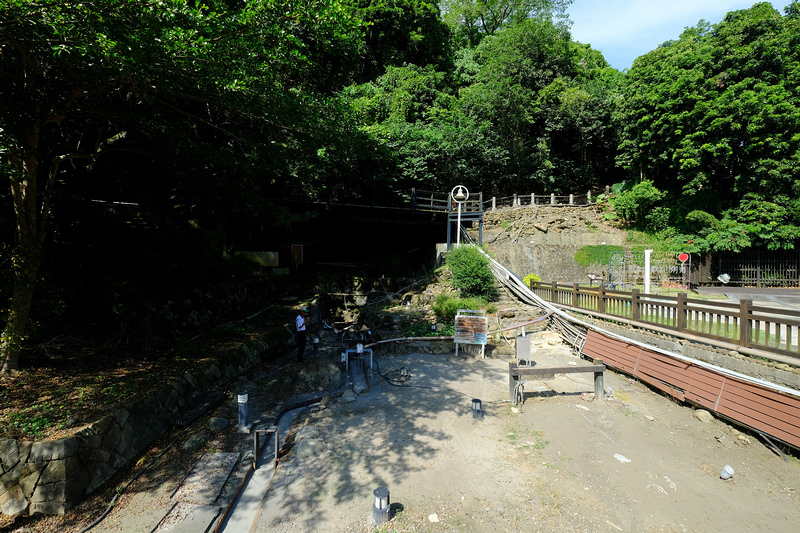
[1,237,41,374]
[1,128,45,375]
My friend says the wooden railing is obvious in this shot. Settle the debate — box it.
[411,189,484,214]
[530,281,800,359]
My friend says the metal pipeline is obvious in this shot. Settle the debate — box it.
[212,396,324,533]
[364,312,555,349]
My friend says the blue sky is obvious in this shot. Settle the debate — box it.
[566,1,791,71]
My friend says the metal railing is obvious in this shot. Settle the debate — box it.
[410,189,594,214]
[530,281,800,359]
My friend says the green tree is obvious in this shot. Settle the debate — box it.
[0,0,362,374]
[352,0,453,82]
[618,3,800,220]
[442,0,572,47]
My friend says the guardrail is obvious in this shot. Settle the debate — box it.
[530,281,800,359]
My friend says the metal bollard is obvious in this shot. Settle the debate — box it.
[372,486,390,525]
[238,392,248,433]
[472,398,483,420]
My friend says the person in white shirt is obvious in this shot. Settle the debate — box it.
[295,307,309,362]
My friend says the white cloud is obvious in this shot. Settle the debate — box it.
[567,1,790,70]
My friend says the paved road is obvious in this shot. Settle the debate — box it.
[695,287,800,312]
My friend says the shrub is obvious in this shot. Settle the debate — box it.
[522,273,540,287]
[432,293,489,322]
[445,245,494,299]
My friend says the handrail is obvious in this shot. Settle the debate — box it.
[530,281,800,360]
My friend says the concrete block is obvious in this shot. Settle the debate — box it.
[0,461,24,493]
[30,438,78,462]
[0,440,19,473]
[101,424,123,451]
[31,480,65,503]
[19,471,41,498]
[29,500,67,516]
[64,470,91,503]
[114,409,130,427]
[0,484,28,517]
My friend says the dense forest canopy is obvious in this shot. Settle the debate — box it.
[1,0,799,372]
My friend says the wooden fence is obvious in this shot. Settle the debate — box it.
[530,281,800,360]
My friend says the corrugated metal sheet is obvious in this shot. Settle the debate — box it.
[582,329,800,448]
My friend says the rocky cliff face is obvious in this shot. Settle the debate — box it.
[472,205,626,282]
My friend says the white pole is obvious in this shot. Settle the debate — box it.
[457,202,462,245]
[644,249,652,295]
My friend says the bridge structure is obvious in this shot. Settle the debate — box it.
[409,188,594,250]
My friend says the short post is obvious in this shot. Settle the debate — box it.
[676,292,687,332]
[531,193,535,205]
[598,285,606,314]
[238,392,248,433]
[492,196,496,210]
[631,289,640,321]
[569,193,574,205]
[587,190,592,202]
[373,486,391,525]
[313,336,319,357]
[739,299,751,347]
[594,359,605,400]
[572,283,579,308]
[471,398,483,419]
[509,362,518,404]
[551,193,556,205]
[513,193,518,206]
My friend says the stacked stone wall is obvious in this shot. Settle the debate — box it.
[0,337,273,517]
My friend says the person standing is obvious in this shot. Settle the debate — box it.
[296,307,309,362]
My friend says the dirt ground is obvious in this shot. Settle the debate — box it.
[252,347,800,533]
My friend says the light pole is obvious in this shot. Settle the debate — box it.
[451,185,469,245]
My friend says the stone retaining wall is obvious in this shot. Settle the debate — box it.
[0,337,273,518]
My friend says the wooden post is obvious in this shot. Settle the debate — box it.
[587,190,592,202]
[552,281,558,303]
[478,191,483,211]
[531,193,535,205]
[739,299,751,347]
[411,187,416,214]
[513,193,518,206]
[572,283,579,308]
[594,360,605,400]
[631,289,640,321]
[492,196,496,210]
[598,284,606,314]
[551,193,556,205]
[569,194,574,205]
[676,292,687,332]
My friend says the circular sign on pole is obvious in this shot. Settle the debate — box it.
[450,185,469,245]
[678,253,689,263]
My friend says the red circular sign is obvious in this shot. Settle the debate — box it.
[678,253,689,262]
